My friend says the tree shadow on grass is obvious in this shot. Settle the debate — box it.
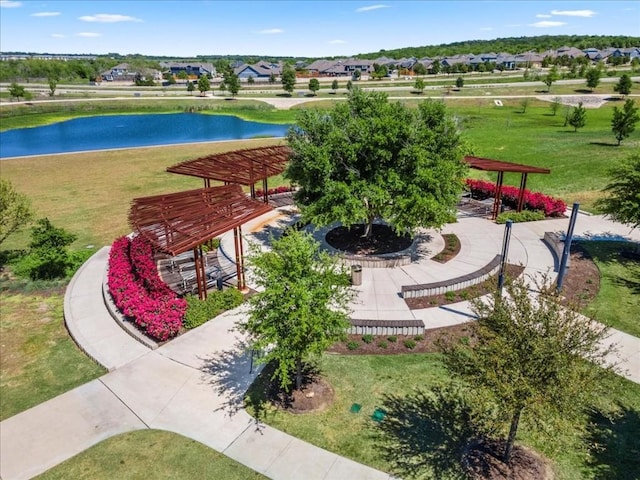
[586,404,640,480]
[371,385,484,479]
[589,142,619,147]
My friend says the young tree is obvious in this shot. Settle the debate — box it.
[543,65,559,92]
[308,78,320,96]
[223,69,240,96]
[352,69,362,81]
[285,89,468,239]
[247,75,255,85]
[241,230,352,392]
[268,72,277,85]
[186,80,195,95]
[550,96,562,116]
[413,62,427,75]
[47,75,58,97]
[197,74,210,95]
[595,153,640,229]
[414,77,425,93]
[346,79,353,91]
[585,67,601,91]
[455,76,464,88]
[568,102,587,132]
[441,275,615,463]
[0,179,34,246]
[611,99,640,146]
[519,97,530,114]
[613,73,633,96]
[8,82,26,101]
[331,79,339,93]
[281,66,296,95]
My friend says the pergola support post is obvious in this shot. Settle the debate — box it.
[517,173,528,212]
[194,246,207,300]
[233,227,244,291]
[262,178,268,203]
[492,171,504,220]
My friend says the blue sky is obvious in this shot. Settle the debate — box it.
[1,1,638,57]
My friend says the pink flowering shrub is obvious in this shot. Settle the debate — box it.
[465,179,566,217]
[107,236,186,341]
[254,185,294,198]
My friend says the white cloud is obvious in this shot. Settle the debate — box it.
[76,32,101,37]
[536,14,552,18]
[79,13,142,23]
[530,21,566,28]
[51,33,65,38]
[0,0,22,7]
[355,4,389,13]
[550,9,596,17]
[31,11,61,17]
[257,28,283,34]
[328,39,347,44]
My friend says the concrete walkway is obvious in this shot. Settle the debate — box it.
[1,210,639,479]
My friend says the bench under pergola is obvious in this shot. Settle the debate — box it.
[166,145,292,203]
[464,156,551,220]
[129,184,273,299]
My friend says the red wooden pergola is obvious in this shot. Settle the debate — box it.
[129,184,273,299]
[166,145,291,203]
[464,156,551,220]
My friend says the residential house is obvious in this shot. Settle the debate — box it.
[161,62,215,79]
[234,60,282,80]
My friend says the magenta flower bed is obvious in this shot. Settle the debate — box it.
[107,236,186,341]
[466,179,566,217]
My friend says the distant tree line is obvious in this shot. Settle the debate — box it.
[356,35,640,60]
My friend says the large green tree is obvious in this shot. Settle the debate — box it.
[441,275,615,463]
[613,73,633,96]
[241,230,351,392]
[285,88,468,238]
[611,99,639,146]
[595,153,640,229]
[281,66,296,95]
[223,69,240,96]
[308,78,320,96]
[197,74,210,95]
[0,179,34,246]
[585,67,601,91]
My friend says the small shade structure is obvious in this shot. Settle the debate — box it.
[166,145,291,203]
[464,156,551,220]
[129,184,273,299]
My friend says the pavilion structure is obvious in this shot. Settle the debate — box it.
[129,184,273,300]
[166,145,291,203]
[464,156,551,220]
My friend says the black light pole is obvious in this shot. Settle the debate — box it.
[498,219,513,294]
[557,202,580,292]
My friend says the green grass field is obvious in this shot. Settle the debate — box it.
[246,353,640,480]
[36,430,268,480]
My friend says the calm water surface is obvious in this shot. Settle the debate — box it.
[0,113,290,158]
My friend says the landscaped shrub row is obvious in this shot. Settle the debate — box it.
[466,179,566,217]
[254,185,294,198]
[107,236,186,341]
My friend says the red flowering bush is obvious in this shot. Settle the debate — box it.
[107,236,186,341]
[465,179,566,217]
[254,185,294,198]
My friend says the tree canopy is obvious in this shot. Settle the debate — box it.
[281,66,296,95]
[614,74,633,96]
[611,99,639,146]
[441,275,614,463]
[0,179,34,246]
[595,153,640,229]
[240,229,352,392]
[285,88,468,238]
[197,74,210,94]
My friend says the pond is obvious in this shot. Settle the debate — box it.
[0,113,291,158]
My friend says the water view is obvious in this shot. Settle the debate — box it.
[0,113,291,158]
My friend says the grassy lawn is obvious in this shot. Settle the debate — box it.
[246,353,640,480]
[0,292,106,421]
[581,241,640,337]
[36,429,268,480]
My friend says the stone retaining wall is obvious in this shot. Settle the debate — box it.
[348,318,425,336]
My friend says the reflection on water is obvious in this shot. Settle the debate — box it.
[0,113,290,158]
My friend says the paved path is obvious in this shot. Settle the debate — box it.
[1,210,639,479]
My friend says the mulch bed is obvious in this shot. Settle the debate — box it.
[325,224,412,255]
[432,233,461,263]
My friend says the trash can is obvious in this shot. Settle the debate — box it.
[351,264,362,286]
